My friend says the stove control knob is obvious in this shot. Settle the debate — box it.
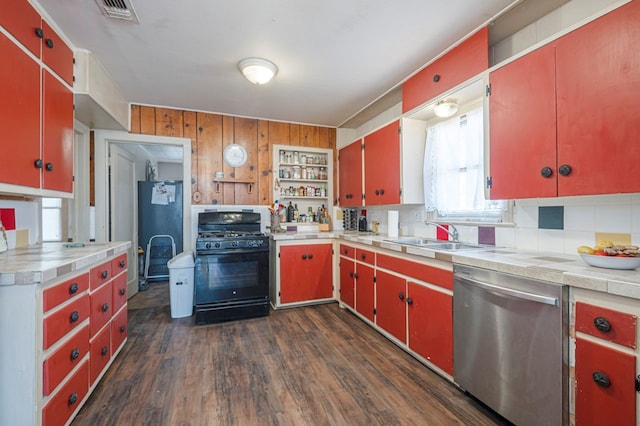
[231,241,238,247]
[205,242,212,249]
[214,242,221,248]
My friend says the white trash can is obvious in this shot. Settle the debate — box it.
[167,251,195,318]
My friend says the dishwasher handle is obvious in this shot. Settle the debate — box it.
[457,275,559,306]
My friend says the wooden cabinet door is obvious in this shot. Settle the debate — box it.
[42,70,74,192]
[0,32,41,188]
[364,120,400,205]
[555,0,640,197]
[375,270,406,343]
[339,257,355,309]
[575,337,636,426]
[355,263,375,321]
[338,140,363,206]
[407,282,453,375]
[280,243,333,303]
[488,43,557,199]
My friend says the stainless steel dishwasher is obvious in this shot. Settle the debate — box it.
[453,264,568,426]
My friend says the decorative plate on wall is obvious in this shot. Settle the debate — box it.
[223,144,248,168]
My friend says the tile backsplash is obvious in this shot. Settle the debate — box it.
[358,193,640,255]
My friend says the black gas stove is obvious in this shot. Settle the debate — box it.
[194,211,270,325]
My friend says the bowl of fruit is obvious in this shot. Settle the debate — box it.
[577,241,640,270]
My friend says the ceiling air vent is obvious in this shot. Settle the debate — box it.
[95,0,140,23]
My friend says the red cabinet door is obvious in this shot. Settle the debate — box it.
[89,281,113,337]
[42,69,74,192]
[42,325,89,396]
[41,20,74,85]
[42,360,89,426]
[555,0,640,196]
[0,32,40,188]
[339,257,355,309]
[0,0,42,57]
[43,294,90,350]
[575,337,636,426]
[375,270,406,343]
[43,273,89,313]
[338,140,363,206]
[90,323,111,385]
[111,306,128,354]
[403,27,488,113]
[364,120,400,205]
[280,243,333,303]
[355,263,375,321]
[112,273,128,313]
[407,282,453,375]
[488,43,557,199]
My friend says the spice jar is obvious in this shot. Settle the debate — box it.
[292,165,301,179]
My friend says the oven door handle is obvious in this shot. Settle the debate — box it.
[197,248,268,256]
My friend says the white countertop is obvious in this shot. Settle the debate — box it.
[270,231,640,300]
[0,242,131,286]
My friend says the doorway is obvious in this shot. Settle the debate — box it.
[93,130,192,298]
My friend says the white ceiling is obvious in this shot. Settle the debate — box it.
[35,0,521,128]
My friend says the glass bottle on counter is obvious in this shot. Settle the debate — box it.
[293,204,299,222]
[286,202,294,222]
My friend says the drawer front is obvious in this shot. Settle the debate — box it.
[43,273,89,313]
[89,324,111,385]
[576,302,637,349]
[339,244,355,259]
[43,325,89,396]
[112,273,127,313]
[111,306,128,354]
[90,261,112,291]
[111,253,127,276]
[377,254,453,290]
[355,248,375,265]
[41,360,89,426]
[43,294,90,350]
[0,0,42,57]
[89,281,113,337]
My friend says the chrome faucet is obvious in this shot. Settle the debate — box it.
[425,221,459,242]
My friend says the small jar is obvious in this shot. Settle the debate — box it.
[292,165,301,179]
[300,154,306,164]
[319,167,327,180]
[301,166,307,180]
[279,151,285,163]
[293,151,299,164]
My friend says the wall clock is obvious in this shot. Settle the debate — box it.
[223,144,248,168]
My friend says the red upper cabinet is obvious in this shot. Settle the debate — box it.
[41,20,74,86]
[338,140,363,206]
[555,0,640,197]
[403,27,488,113]
[488,43,557,199]
[364,120,400,205]
[0,0,42,57]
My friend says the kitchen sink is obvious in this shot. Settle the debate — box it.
[385,237,438,245]
[385,238,489,251]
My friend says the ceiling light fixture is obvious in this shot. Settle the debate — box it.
[433,99,459,118]
[238,58,278,85]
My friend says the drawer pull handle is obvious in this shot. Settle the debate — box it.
[101,270,108,279]
[343,248,348,254]
[101,303,109,312]
[592,371,611,388]
[70,311,79,323]
[593,316,611,333]
[120,325,126,333]
[69,282,79,294]
[119,288,126,296]
[70,348,80,361]
[433,74,440,82]
[101,346,109,356]
[360,253,366,260]
[68,392,78,406]
[398,292,405,300]
[120,260,126,267]
[406,297,413,306]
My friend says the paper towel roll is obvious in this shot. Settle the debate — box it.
[388,210,399,238]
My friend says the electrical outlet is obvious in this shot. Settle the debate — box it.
[415,211,422,222]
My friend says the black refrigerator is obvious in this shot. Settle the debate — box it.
[138,180,183,281]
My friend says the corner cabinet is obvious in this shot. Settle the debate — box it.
[269,239,335,309]
[273,145,334,227]
[0,249,128,426]
[0,0,74,196]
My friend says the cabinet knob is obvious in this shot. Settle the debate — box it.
[120,325,126,333]
[593,316,611,333]
[558,164,572,176]
[35,28,44,39]
[101,346,109,356]
[349,271,354,278]
[433,74,440,82]
[45,38,54,49]
[406,297,413,306]
[398,292,405,300]
[45,162,54,171]
[592,371,611,388]
[70,348,80,361]
[34,159,43,169]
[120,260,126,268]
[375,189,380,196]
[119,288,126,296]
[360,253,366,260]
[343,248,348,254]
[540,167,553,178]
[70,311,79,323]
[301,254,307,260]
[101,303,109,312]
[354,273,359,280]
[101,270,108,279]
[68,392,78,406]
[69,282,79,294]
[379,188,385,195]
[308,253,313,260]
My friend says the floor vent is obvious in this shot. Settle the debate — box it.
[95,0,140,23]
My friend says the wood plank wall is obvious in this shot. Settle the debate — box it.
[130,105,337,206]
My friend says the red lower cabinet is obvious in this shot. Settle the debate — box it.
[375,270,406,343]
[112,306,128,354]
[42,325,89,396]
[90,324,111,385]
[42,360,89,426]
[355,263,375,322]
[89,281,113,336]
[43,294,90,350]
[339,257,355,309]
[279,243,333,304]
[575,337,636,426]
[407,282,453,375]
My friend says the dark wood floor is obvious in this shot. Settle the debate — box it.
[72,282,507,426]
